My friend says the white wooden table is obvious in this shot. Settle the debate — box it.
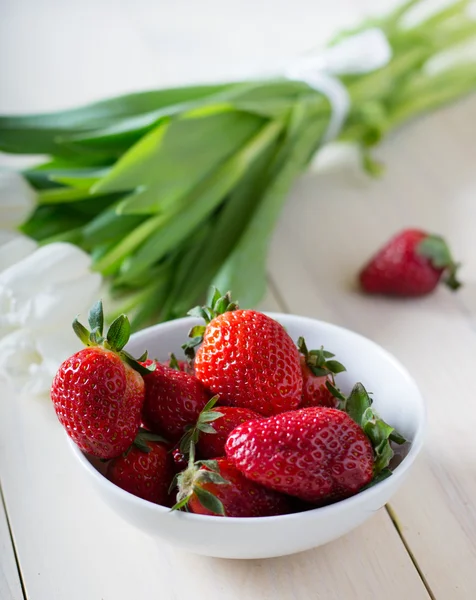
[1,1,476,598]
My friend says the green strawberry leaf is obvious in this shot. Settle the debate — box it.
[325,381,346,403]
[199,395,220,414]
[88,300,104,337]
[361,468,393,491]
[182,335,203,360]
[133,438,151,453]
[197,470,230,486]
[133,430,169,453]
[373,439,395,474]
[210,289,238,315]
[170,496,190,512]
[345,382,372,423]
[168,353,181,370]
[298,337,346,377]
[178,396,221,453]
[417,234,462,291]
[71,300,154,375]
[188,324,207,338]
[345,383,407,475]
[417,234,453,268]
[196,422,218,434]
[193,486,226,516]
[325,360,346,374]
[199,412,223,424]
[210,286,222,307]
[120,350,156,376]
[137,350,149,362]
[389,431,406,445]
[72,318,91,346]
[196,459,220,470]
[187,307,210,321]
[178,429,197,454]
[182,290,238,359]
[106,314,131,351]
[297,336,308,355]
[309,367,331,377]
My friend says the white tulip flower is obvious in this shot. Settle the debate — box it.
[0,238,102,396]
[0,169,36,229]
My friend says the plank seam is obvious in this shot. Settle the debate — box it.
[0,483,27,600]
[269,273,435,598]
[386,504,436,600]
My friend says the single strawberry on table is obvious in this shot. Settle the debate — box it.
[51,301,153,460]
[183,289,303,416]
[359,229,462,296]
[172,452,291,517]
[141,360,210,442]
[226,383,405,503]
[298,336,346,409]
[107,430,174,505]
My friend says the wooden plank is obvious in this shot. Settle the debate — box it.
[267,98,476,599]
[0,488,24,600]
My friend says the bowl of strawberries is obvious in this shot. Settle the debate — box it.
[53,291,425,559]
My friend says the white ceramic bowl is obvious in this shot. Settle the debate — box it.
[68,313,425,559]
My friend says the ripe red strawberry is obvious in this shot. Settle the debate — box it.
[298,337,346,409]
[226,406,374,503]
[196,406,262,459]
[51,301,152,460]
[141,361,210,442]
[173,457,291,517]
[107,431,174,505]
[184,291,303,416]
[226,382,406,503]
[359,229,461,296]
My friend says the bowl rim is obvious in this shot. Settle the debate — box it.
[69,312,426,524]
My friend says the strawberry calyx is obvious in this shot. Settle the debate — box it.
[131,428,170,454]
[417,234,462,291]
[297,337,346,378]
[327,382,406,475]
[177,395,222,455]
[72,300,155,376]
[170,444,230,515]
[168,353,181,371]
[182,288,238,359]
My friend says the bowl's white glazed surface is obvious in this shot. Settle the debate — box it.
[68,313,425,559]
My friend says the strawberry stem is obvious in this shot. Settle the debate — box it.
[170,448,229,515]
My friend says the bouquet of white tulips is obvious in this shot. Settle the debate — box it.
[1,0,476,330]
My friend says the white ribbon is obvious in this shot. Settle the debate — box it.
[285,28,392,142]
